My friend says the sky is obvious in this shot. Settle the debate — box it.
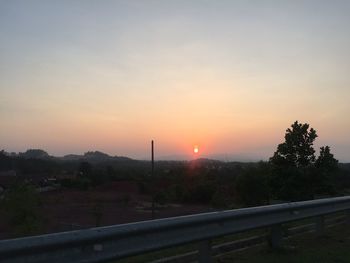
[1,0,350,161]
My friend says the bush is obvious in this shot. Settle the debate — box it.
[2,182,42,236]
[236,164,270,206]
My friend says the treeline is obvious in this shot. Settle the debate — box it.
[1,121,350,209]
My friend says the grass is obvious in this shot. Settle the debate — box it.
[217,223,350,263]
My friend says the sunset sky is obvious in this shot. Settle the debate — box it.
[1,1,350,161]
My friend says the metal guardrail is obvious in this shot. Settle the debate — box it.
[152,215,347,263]
[1,196,350,263]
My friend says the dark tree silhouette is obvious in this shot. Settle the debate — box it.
[0,150,12,170]
[316,146,338,172]
[270,121,317,168]
[314,146,338,195]
[269,121,318,201]
[236,162,270,206]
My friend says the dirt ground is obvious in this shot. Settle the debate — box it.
[0,181,210,239]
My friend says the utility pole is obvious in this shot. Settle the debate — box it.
[151,140,154,175]
[151,140,155,219]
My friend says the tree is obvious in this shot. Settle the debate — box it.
[315,146,338,172]
[269,121,318,201]
[235,162,270,206]
[314,146,338,195]
[0,150,12,171]
[270,121,317,168]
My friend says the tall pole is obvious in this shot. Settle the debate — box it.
[151,140,155,219]
[151,140,154,175]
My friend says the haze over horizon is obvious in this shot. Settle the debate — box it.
[1,1,350,162]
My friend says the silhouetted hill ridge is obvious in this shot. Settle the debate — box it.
[19,149,51,160]
[61,151,133,162]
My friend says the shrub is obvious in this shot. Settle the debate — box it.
[2,182,42,236]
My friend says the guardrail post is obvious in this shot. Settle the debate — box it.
[198,239,212,263]
[315,216,325,236]
[270,224,283,249]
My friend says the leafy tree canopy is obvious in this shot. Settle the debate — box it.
[315,146,338,172]
[269,121,339,201]
[270,121,317,168]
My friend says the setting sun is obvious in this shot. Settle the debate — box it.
[193,145,199,154]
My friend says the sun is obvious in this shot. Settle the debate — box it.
[193,145,199,154]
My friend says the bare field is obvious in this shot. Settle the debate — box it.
[0,181,210,239]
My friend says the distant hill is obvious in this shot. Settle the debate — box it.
[3,148,349,165]
[84,151,111,160]
[19,149,51,159]
[189,158,223,164]
[61,154,82,161]
[61,151,133,163]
